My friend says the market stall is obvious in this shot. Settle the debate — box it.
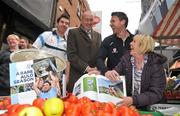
[138,0,180,114]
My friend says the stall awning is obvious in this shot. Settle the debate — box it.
[138,0,180,47]
[2,0,57,30]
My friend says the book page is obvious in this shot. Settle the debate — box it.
[73,74,98,101]
[96,75,126,104]
[10,57,65,104]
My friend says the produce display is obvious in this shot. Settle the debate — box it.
[164,76,180,100]
[0,94,155,116]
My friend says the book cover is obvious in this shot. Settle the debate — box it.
[9,57,65,104]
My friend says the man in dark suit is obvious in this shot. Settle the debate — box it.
[67,11,101,92]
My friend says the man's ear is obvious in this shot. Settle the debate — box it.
[120,19,126,25]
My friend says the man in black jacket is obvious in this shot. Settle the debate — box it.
[96,12,134,75]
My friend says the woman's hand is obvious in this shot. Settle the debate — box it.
[121,96,133,107]
[105,70,120,81]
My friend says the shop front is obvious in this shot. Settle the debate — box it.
[0,0,57,48]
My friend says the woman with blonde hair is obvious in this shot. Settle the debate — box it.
[90,34,167,108]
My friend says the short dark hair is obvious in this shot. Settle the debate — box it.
[111,12,128,28]
[43,80,51,86]
[57,13,70,23]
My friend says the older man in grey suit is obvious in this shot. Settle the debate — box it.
[67,11,101,92]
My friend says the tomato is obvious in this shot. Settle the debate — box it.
[66,94,78,103]
[65,103,81,116]
[129,106,140,116]
[118,105,135,116]
[96,109,104,116]
[2,97,11,109]
[7,104,21,114]
[117,105,141,116]
[105,102,115,113]
[32,98,45,111]
[82,102,96,116]
[112,107,120,116]
[78,96,91,105]
[6,111,19,116]
[64,101,71,111]
[94,101,101,109]
[0,101,4,110]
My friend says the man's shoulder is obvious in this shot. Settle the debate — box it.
[40,31,53,36]
[103,34,115,42]
[68,27,79,33]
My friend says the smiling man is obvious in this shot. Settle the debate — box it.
[96,12,134,75]
[33,13,70,87]
[67,11,102,92]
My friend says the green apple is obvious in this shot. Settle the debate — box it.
[19,106,43,116]
[43,97,64,116]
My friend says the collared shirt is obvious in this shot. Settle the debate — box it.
[87,30,92,39]
[32,30,67,61]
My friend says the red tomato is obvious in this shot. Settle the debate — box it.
[94,101,101,109]
[6,111,19,116]
[82,102,96,116]
[118,105,140,116]
[66,94,78,103]
[63,101,71,111]
[103,102,114,113]
[78,96,91,105]
[7,104,20,114]
[32,98,45,111]
[96,109,104,116]
[0,101,4,110]
[2,97,11,109]
[65,103,81,116]
[112,107,120,116]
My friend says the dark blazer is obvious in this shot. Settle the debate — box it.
[67,25,101,92]
[114,51,167,107]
